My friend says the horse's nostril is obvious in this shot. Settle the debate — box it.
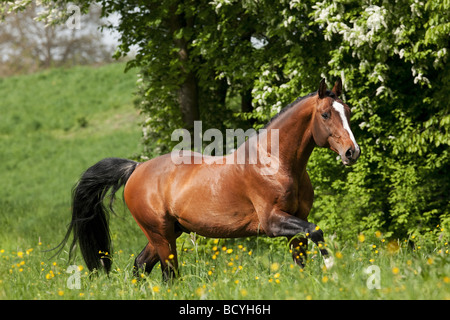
[345,148,353,159]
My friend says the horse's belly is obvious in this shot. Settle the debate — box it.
[177,213,261,238]
[172,184,260,238]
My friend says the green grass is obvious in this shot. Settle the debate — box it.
[2,231,450,300]
[1,63,449,300]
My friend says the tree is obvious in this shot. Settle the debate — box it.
[307,0,449,239]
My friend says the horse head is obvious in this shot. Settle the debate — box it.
[311,78,360,165]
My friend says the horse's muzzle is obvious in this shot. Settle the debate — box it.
[342,145,360,166]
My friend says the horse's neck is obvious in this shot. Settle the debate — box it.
[265,99,316,175]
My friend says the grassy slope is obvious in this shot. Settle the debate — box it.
[0,63,145,253]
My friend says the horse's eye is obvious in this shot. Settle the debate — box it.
[322,112,330,120]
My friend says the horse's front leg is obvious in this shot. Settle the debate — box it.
[263,209,328,256]
[264,209,323,241]
[288,236,308,268]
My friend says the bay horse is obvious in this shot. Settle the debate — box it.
[60,78,360,280]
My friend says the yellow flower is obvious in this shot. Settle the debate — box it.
[270,262,280,272]
[168,254,174,260]
[78,265,84,272]
[248,251,252,256]
[131,279,137,284]
[234,280,239,284]
[375,230,382,238]
[153,286,160,293]
[240,289,248,297]
[392,267,400,275]
[58,290,64,296]
[336,252,343,259]
[226,248,233,254]
[427,258,433,265]
[213,239,219,244]
[387,241,400,254]
[322,276,329,283]
[17,251,24,258]
[195,287,205,297]
[358,234,365,243]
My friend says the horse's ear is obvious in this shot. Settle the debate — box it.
[318,78,327,99]
[332,78,342,97]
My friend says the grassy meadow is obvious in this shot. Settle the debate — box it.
[1,64,449,300]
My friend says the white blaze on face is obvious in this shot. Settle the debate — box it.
[332,101,360,153]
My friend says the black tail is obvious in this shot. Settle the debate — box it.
[58,158,138,273]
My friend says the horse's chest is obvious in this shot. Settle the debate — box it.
[278,179,313,218]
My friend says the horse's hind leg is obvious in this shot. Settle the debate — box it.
[149,230,179,281]
[133,242,159,277]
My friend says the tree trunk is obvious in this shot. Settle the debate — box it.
[240,88,253,113]
[170,4,199,135]
[241,88,255,126]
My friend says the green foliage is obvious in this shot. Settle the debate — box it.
[308,0,449,240]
